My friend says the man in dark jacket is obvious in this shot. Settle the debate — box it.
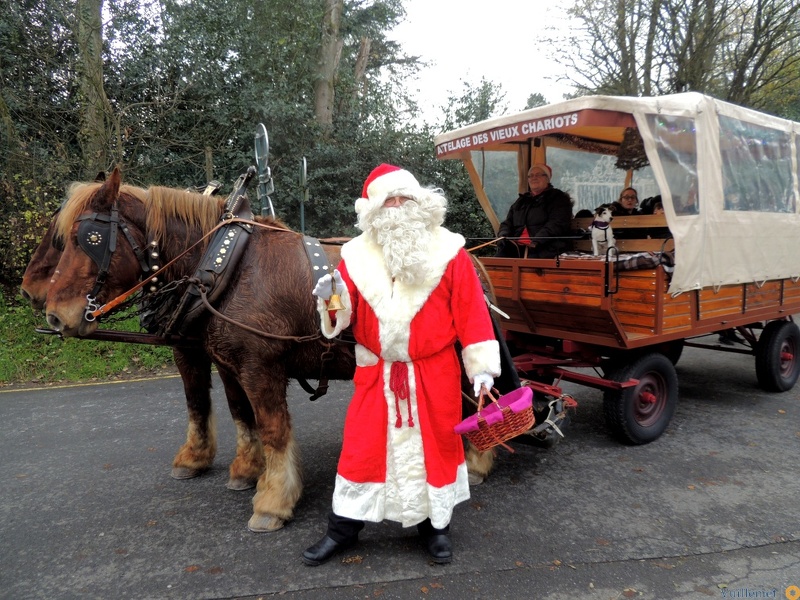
[496,164,573,258]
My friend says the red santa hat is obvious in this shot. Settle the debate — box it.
[355,163,422,216]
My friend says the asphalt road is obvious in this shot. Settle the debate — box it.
[2,339,799,600]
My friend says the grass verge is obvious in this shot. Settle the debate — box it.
[0,290,176,387]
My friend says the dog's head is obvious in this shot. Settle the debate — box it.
[594,204,614,223]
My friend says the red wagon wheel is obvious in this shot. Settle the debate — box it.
[603,352,679,445]
[755,320,800,392]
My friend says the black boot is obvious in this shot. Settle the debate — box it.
[302,534,356,566]
[302,512,364,566]
[417,519,452,564]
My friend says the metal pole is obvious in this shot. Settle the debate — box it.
[300,157,308,235]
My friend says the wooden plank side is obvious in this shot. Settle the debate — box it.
[613,271,659,334]
[516,278,604,297]
[573,215,669,229]
[784,279,800,303]
[574,239,674,253]
[616,312,658,329]
[494,299,620,341]
[494,297,608,330]
[486,264,603,287]
[517,291,604,308]
[615,271,660,333]
[661,314,693,332]
[517,270,606,285]
[660,291,693,334]
[745,281,782,312]
[698,285,744,320]
[616,275,658,292]
[612,290,658,305]
[520,302,621,339]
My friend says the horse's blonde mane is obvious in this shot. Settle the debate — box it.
[55,182,148,241]
[145,187,223,244]
[55,181,223,246]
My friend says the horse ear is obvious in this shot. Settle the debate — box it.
[93,167,121,210]
[94,171,106,182]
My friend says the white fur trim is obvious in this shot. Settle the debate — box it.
[461,340,502,379]
[316,288,352,339]
[332,463,470,528]
[355,344,378,367]
[341,228,465,361]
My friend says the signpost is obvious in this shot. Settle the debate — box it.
[254,123,275,217]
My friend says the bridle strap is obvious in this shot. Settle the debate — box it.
[76,203,119,300]
[118,219,156,273]
[87,217,295,320]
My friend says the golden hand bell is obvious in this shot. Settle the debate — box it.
[327,276,345,311]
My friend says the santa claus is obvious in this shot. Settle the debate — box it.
[302,164,501,566]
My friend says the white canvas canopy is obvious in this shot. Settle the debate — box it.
[434,92,800,296]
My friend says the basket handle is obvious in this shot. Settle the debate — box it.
[474,387,515,454]
[476,385,499,412]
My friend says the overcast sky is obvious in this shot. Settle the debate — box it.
[390,0,577,123]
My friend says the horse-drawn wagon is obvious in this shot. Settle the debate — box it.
[19,95,800,528]
[435,92,800,445]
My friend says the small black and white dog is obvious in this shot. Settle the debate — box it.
[590,204,616,255]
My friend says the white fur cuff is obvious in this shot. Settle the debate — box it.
[461,340,501,379]
[317,289,352,338]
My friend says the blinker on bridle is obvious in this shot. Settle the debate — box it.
[74,199,161,322]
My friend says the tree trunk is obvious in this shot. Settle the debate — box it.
[352,36,372,102]
[642,0,661,96]
[314,0,344,129]
[205,146,214,183]
[76,0,111,177]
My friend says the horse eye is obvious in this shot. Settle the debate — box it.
[52,236,65,252]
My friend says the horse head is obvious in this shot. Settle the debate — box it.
[20,217,61,310]
[21,173,108,310]
[45,168,149,337]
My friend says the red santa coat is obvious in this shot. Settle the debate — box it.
[317,227,500,528]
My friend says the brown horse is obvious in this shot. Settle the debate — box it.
[42,169,357,531]
[20,203,259,493]
[37,169,499,530]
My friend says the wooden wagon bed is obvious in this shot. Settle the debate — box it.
[481,215,800,351]
[483,256,800,349]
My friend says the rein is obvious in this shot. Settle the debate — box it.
[83,216,322,345]
[194,283,320,343]
[87,217,295,320]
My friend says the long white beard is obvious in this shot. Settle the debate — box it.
[363,202,434,286]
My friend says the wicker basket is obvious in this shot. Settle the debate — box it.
[456,386,535,452]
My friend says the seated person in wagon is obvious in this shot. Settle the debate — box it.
[496,164,573,258]
[611,187,641,216]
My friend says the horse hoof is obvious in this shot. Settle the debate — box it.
[468,472,485,486]
[226,477,257,491]
[171,466,207,480]
[247,514,285,532]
